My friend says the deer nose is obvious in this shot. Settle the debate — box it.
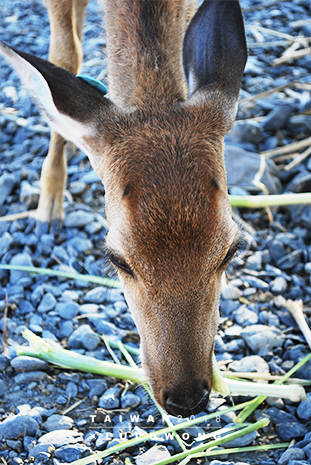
[164,385,209,417]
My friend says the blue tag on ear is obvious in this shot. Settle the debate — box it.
[76,74,108,95]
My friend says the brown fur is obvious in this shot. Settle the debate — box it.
[0,0,246,416]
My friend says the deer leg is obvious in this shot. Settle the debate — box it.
[35,0,88,233]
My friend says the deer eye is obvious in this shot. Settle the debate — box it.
[107,250,134,277]
[219,237,246,269]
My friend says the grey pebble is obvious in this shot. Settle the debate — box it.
[240,325,285,352]
[135,445,171,465]
[10,356,49,372]
[68,324,101,350]
[0,415,39,439]
[121,391,141,409]
[234,306,258,326]
[242,276,269,289]
[43,414,74,432]
[220,422,257,448]
[229,355,269,373]
[270,276,287,294]
[19,181,40,208]
[113,420,132,439]
[54,444,91,462]
[0,173,16,205]
[14,371,50,384]
[221,284,242,301]
[28,444,55,459]
[87,378,108,398]
[83,286,107,304]
[261,103,296,131]
[98,386,121,409]
[38,429,83,447]
[277,250,302,271]
[37,292,56,313]
[56,301,79,319]
[64,210,95,228]
[9,253,33,284]
[59,320,73,337]
[297,392,311,421]
[66,381,78,398]
[278,448,306,465]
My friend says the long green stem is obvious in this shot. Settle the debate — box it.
[138,418,270,465]
[236,352,311,423]
[0,264,121,288]
[229,192,311,208]
[179,443,289,464]
[18,329,143,382]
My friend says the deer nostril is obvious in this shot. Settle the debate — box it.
[165,389,209,418]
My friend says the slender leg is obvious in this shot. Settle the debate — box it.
[35,0,88,232]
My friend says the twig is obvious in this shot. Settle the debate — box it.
[276,297,311,350]
[239,82,299,106]
[284,145,311,171]
[0,209,37,222]
[253,25,295,41]
[262,136,311,158]
[223,371,311,385]
[2,294,9,357]
[62,397,88,415]
[272,47,311,66]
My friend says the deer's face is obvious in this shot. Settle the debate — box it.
[99,109,243,417]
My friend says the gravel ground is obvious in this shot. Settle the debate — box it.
[1,0,311,464]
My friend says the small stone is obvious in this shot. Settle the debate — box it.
[66,381,78,398]
[278,447,306,465]
[64,210,95,228]
[83,287,107,304]
[43,414,74,432]
[54,444,91,462]
[242,276,269,289]
[95,432,110,450]
[270,276,287,294]
[14,370,50,384]
[68,324,101,350]
[234,306,258,326]
[297,392,311,421]
[37,292,56,313]
[98,386,121,409]
[9,253,33,284]
[221,285,242,300]
[240,325,285,352]
[0,415,39,439]
[19,181,40,208]
[277,251,302,271]
[220,422,257,447]
[262,103,296,131]
[229,355,269,373]
[87,379,108,398]
[56,301,79,319]
[28,443,55,459]
[121,391,141,409]
[269,240,286,262]
[246,252,262,271]
[135,445,171,464]
[0,173,16,205]
[113,420,132,439]
[38,430,83,448]
[11,356,49,372]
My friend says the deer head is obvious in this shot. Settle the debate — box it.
[0,0,247,416]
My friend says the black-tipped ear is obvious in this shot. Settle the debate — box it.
[183,0,247,129]
[0,40,115,151]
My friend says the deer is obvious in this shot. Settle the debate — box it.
[0,0,247,417]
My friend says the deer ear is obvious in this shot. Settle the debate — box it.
[0,41,114,156]
[183,0,247,131]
